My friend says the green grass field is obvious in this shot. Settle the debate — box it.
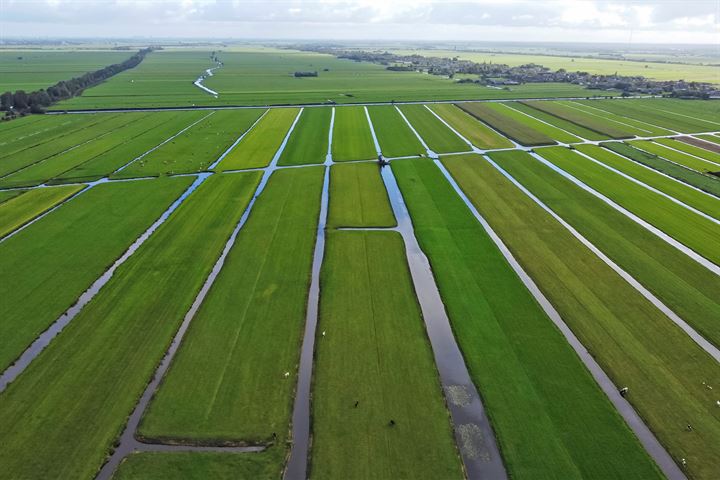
[114,450,283,480]
[55,111,208,182]
[139,167,322,446]
[457,102,555,146]
[0,50,134,92]
[0,172,260,479]
[577,99,720,133]
[492,149,720,349]
[0,176,191,375]
[398,104,469,153]
[558,101,674,136]
[366,105,424,158]
[327,163,395,228]
[53,49,609,109]
[393,157,662,479]
[0,113,158,187]
[278,107,331,165]
[537,146,720,266]
[331,106,377,161]
[655,138,720,165]
[602,142,720,197]
[522,101,634,138]
[489,102,581,143]
[0,112,129,179]
[630,140,720,174]
[427,103,512,149]
[312,230,463,479]
[448,152,720,479]
[575,144,720,220]
[216,108,298,170]
[0,184,83,238]
[0,114,94,159]
[116,109,264,177]
[505,102,609,141]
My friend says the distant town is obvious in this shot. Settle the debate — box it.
[297,46,720,99]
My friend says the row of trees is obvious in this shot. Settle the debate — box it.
[1,48,153,117]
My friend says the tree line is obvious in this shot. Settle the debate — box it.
[1,48,153,118]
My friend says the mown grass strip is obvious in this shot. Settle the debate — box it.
[398,104,469,153]
[447,152,720,480]
[393,157,662,480]
[114,450,283,480]
[456,102,554,146]
[561,101,674,136]
[575,144,720,220]
[117,110,264,177]
[331,106,378,161]
[0,172,261,479]
[54,111,208,183]
[327,163,395,228]
[217,108,299,170]
[505,101,608,141]
[0,115,89,160]
[0,113,159,188]
[491,103,581,143]
[522,101,633,138]
[278,107,331,166]
[655,138,720,165]
[0,112,131,179]
[602,142,720,197]
[139,167,322,445]
[312,230,462,480]
[366,105,424,158]
[576,99,714,133]
[0,176,192,374]
[491,149,720,350]
[0,184,83,238]
[537,146,720,266]
[427,103,512,149]
[630,140,720,173]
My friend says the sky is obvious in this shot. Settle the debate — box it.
[1,0,719,44]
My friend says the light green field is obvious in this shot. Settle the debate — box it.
[506,102,609,141]
[278,107,331,165]
[52,49,613,110]
[559,101,674,136]
[312,230,463,479]
[398,104,469,153]
[0,173,260,479]
[450,151,720,480]
[602,142,720,197]
[388,49,720,84]
[139,167,322,445]
[494,149,720,349]
[327,163,395,228]
[655,138,720,165]
[538,146,720,266]
[393,157,662,479]
[522,101,634,138]
[489,102,580,143]
[216,108,298,170]
[575,144,720,220]
[457,102,554,146]
[0,176,191,375]
[428,103,512,149]
[0,184,83,238]
[0,50,134,92]
[367,105,424,158]
[331,106,377,161]
[116,109,264,177]
[631,140,720,173]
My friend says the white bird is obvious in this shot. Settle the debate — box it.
[322,331,326,337]
[284,371,290,378]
